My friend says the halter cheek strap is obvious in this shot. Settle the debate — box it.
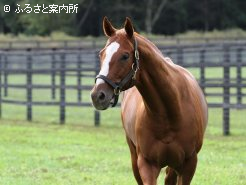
[95,37,140,107]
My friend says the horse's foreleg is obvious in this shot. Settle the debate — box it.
[165,167,177,185]
[137,153,160,185]
[177,154,197,185]
[126,137,143,185]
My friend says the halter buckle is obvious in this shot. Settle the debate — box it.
[135,50,139,60]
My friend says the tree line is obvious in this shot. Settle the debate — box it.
[0,0,245,37]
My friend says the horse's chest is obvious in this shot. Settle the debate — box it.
[136,124,184,168]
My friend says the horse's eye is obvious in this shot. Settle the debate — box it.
[121,53,129,61]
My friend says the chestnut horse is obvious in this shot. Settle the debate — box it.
[91,17,208,185]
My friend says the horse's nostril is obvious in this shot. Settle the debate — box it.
[98,91,106,101]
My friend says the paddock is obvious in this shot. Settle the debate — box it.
[0,39,245,184]
[0,41,245,135]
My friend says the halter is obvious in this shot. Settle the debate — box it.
[95,37,140,107]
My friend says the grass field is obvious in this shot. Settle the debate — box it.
[1,67,246,184]
[0,107,246,185]
[1,51,246,184]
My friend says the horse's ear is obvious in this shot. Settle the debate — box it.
[124,17,134,38]
[103,17,116,37]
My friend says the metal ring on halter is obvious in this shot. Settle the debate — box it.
[114,87,121,95]
[131,63,139,80]
[135,50,139,60]
[132,62,139,71]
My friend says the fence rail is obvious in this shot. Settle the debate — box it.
[0,42,246,135]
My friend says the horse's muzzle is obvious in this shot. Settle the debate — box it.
[91,84,114,110]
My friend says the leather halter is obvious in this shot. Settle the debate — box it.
[95,37,140,107]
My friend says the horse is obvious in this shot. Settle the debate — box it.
[91,17,208,185]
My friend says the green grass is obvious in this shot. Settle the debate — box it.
[0,107,245,185]
[0,63,246,184]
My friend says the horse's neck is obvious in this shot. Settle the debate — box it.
[136,36,182,118]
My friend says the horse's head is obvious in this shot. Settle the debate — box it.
[91,17,139,110]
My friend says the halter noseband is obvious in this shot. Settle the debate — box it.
[95,37,140,107]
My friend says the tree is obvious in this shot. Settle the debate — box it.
[77,0,94,30]
[19,0,83,35]
[0,0,245,36]
[0,0,23,34]
[145,0,168,34]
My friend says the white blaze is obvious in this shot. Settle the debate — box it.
[96,41,120,85]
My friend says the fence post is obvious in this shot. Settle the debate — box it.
[94,52,100,126]
[60,53,66,124]
[64,41,68,49]
[166,50,172,59]
[36,41,40,49]
[92,40,96,49]
[94,111,100,126]
[9,42,12,49]
[4,53,8,97]
[199,49,206,93]
[0,54,2,118]
[223,45,230,136]
[26,51,33,121]
[77,52,82,102]
[177,46,183,66]
[236,48,242,108]
[51,48,56,100]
